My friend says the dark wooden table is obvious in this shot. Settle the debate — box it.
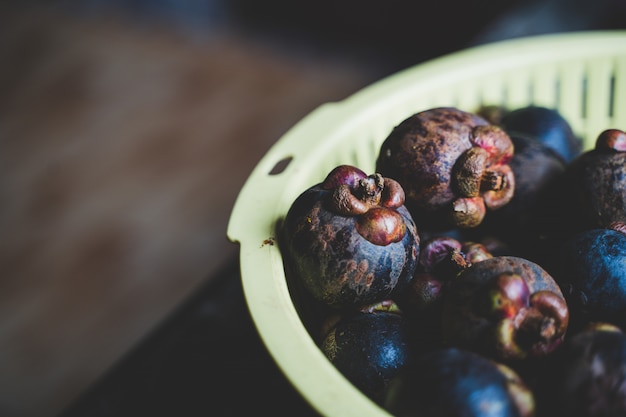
[57,256,320,417]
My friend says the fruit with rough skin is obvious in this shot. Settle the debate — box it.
[395,236,493,349]
[376,107,515,231]
[557,129,626,234]
[281,164,420,308]
[395,237,495,320]
[474,131,567,265]
[442,256,569,362]
[397,236,468,315]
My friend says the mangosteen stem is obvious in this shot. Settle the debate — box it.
[481,170,507,192]
[356,174,384,205]
[330,174,384,216]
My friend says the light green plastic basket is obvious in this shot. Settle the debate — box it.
[227,31,626,417]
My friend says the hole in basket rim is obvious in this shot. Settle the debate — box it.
[269,156,293,175]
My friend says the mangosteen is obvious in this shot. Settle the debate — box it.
[396,236,496,350]
[396,238,495,314]
[499,105,583,163]
[393,236,470,348]
[441,256,569,363]
[281,165,420,309]
[384,347,535,417]
[320,310,412,405]
[318,298,402,344]
[376,107,515,231]
[397,236,468,314]
[554,129,626,234]
[554,222,626,332]
[475,132,567,265]
[535,325,626,417]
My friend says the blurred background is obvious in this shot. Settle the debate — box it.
[1,1,625,416]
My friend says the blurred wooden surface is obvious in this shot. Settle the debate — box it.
[0,6,377,417]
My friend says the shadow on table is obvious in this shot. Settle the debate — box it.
[58,257,319,417]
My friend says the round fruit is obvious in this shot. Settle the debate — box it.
[499,105,583,163]
[397,236,468,316]
[554,222,626,331]
[557,128,626,233]
[393,236,470,348]
[384,347,534,417]
[321,310,412,404]
[475,132,567,265]
[536,325,626,417]
[442,256,569,362]
[397,236,496,350]
[376,107,515,231]
[281,164,420,308]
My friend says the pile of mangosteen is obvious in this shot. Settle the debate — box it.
[279,105,626,417]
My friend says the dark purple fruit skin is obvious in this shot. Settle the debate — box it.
[535,327,626,417]
[392,236,469,349]
[321,311,411,405]
[559,146,626,233]
[281,183,419,308]
[375,107,514,231]
[384,348,532,417]
[554,227,626,332]
[475,132,566,256]
[395,236,467,314]
[376,107,485,211]
[499,105,582,163]
[474,132,566,264]
[441,256,567,362]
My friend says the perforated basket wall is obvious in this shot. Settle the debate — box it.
[227,31,626,417]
